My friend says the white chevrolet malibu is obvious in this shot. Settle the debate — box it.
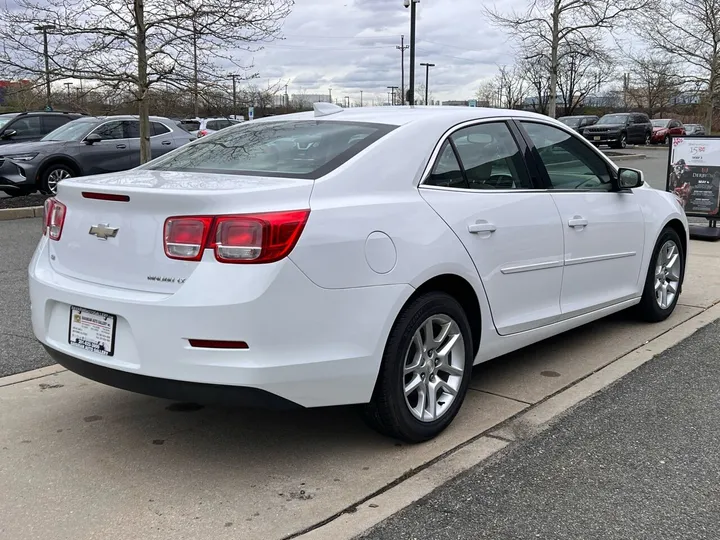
[29,104,688,442]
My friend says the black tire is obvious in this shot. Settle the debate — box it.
[611,132,627,149]
[663,135,669,145]
[39,163,74,195]
[635,227,684,322]
[363,292,474,443]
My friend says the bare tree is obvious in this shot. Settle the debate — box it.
[0,0,293,163]
[624,53,683,116]
[485,0,656,117]
[518,55,552,114]
[638,0,720,131]
[496,65,527,109]
[556,43,614,115]
[476,80,500,107]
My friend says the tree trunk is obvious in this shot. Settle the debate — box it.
[706,59,717,133]
[134,0,151,164]
[548,0,560,118]
[192,27,199,118]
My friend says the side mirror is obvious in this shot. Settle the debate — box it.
[84,133,102,145]
[618,168,644,189]
[1,129,17,140]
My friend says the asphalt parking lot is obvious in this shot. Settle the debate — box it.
[2,145,720,539]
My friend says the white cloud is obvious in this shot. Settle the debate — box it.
[244,0,524,103]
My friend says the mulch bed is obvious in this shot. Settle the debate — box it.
[0,193,50,210]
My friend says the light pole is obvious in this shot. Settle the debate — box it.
[387,86,398,106]
[360,90,363,107]
[420,62,434,105]
[396,35,408,105]
[34,23,55,111]
[403,0,420,105]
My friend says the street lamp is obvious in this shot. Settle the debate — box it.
[420,62,434,105]
[403,0,420,106]
[34,23,55,111]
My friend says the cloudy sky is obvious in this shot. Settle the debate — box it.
[246,0,522,104]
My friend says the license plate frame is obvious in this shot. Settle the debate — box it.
[68,305,117,357]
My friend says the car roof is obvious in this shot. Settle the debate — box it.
[75,115,174,122]
[251,106,566,128]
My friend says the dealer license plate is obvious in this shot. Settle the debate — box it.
[69,306,116,356]
[594,136,601,141]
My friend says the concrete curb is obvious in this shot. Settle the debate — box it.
[0,364,66,388]
[0,206,43,221]
[294,301,720,540]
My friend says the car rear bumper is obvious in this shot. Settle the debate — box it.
[29,237,412,408]
[583,133,621,144]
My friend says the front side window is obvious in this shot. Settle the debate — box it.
[450,122,531,190]
[142,120,395,179]
[91,121,124,140]
[521,122,613,191]
[8,116,43,137]
[124,121,140,139]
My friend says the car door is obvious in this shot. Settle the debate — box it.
[149,121,176,159]
[518,120,645,317]
[419,120,565,335]
[122,120,143,168]
[77,120,132,175]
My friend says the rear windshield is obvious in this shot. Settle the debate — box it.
[180,120,201,131]
[142,120,396,179]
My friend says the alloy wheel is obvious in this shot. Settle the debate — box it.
[645,133,651,145]
[620,134,627,148]
[654,240,681,310]
[403,314,465,422]
[47,168,72,194]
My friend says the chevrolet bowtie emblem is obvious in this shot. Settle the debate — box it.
[88,223,119,240]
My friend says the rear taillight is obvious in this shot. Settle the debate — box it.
[197,129,208,138]
[43,198,66,241]
[163,210,309,264]
[164,217,213,261]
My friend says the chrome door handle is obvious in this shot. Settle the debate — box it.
[161,141,172,145]
[468,221,497,234]
[568,217,588,228]
[116,144,127,149]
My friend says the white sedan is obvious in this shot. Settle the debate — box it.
[29,103,688,443]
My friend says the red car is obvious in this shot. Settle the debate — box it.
[650,119,685,144]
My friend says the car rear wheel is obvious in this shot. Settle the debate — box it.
[40,164,74,195]
[363,291,474,443]
[635,227,684,322]
[645,132,651,145]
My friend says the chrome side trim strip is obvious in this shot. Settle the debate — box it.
[565,251,637,266]
[500,260,564,275]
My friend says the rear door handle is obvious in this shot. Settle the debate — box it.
[468,221,497,234]
[568,217,588,228]
[161,141,172,146]
[116,144,127,149]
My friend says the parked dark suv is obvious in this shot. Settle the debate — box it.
[582,112,653,149]
[0,111,84,145]
[558,115,599,132]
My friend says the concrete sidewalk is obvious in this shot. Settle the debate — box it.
[358,318,720,540]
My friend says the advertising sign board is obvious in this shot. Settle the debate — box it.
[667,135,720,240]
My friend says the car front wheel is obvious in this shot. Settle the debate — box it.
[40,164,74,195]
[363,291,474,443]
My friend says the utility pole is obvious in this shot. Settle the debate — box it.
[64,82,72,103]
[404,0,420,106]
[360,90,363,107]
[192,20,199,117]
[328,88,332,104]
[396,35,409,105]
[285,84,289,110]
[420,62,435,105]
[387,86,399,106]
[34,24,55,110]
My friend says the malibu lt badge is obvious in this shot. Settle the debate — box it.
[88,223,119,240]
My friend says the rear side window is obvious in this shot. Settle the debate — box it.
[152,122,171,135]
[142,120,396,179]
[206,120,222,130]
[43,115,72,132]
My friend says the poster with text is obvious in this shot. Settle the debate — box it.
[667,137,720,217]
